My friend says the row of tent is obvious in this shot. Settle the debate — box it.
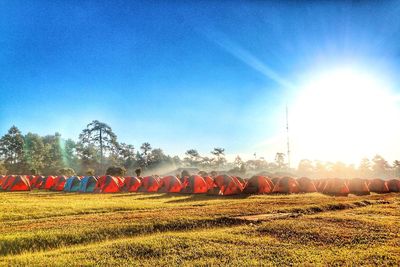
[0,175,400,196]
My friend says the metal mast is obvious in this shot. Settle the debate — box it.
[286,104,291,169]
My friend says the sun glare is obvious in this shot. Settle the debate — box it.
[290,66,400,163]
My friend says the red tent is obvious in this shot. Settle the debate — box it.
[271,177,280,186]
[243,176,273,194]
[158,176,183,193]
[30,175,44,189]
[1,175,30,191]
[387,179,400,192]
[50,176,67,191]
[297,177,317,193]
[0,175,6,187]
[115,177,125,187]
[94,175,122,193]
[233,176,246,187]
[347,178,370,195]
[210,175,243,195]
[121,176,142,192]
[322,178,349,196]
[40,176,56,190]
[138,176,160,192]
[0,175,14,190]
[180,175,208,194]
[368,178,389,193]
[272,177,300,194]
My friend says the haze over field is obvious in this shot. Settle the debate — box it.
[1,0,400,165]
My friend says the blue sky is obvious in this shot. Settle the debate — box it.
[1,0,400,163]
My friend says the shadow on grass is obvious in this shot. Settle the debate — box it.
[166,194,252,203]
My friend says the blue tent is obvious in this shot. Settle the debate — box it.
[78,176,98,193]
[64,176,81,192]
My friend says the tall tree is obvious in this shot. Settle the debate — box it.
[372,154,390,178]
[42,133,64,175]
[117,143,136,170]
[358,158,372,178]
[79,120,118,172]
[63,139,79,172]
[185,149,200,166]
[297,159,313,177]
[140,142,152,156]
[148,148,167,169]
[393,160,400,177]
[211,148,225,169]
[233,156,244,168]
[275,152,286,170]
[76,142,99,174]
[24,132,45,174]
[139,142,152,169]
[0,126,25,173]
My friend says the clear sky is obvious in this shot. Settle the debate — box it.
[1,0,400,164]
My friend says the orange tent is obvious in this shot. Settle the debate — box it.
[387,179,400,192]
[158,176,183,193]
[121,176,142,192]
[243,176,273,194]
[50,176,67,191]
[1,175,30,191]
[180,175,208,194]
[315,178,328,192]
[272,177,300,194]
[40,176,55,190]
[138,176,160,192]
[368,178,389,193]
[211,175,243,195]
[203,176,215,190]
[322,178,349,196]
[296,177,317,193]
[347,178,370,195]
[94,175,122,193]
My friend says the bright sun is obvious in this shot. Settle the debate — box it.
[290,66,400,164]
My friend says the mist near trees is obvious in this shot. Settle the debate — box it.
[0,121,398,178]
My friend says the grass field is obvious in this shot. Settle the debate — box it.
[0,191,399,266]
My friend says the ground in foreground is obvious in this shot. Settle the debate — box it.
[0,192,399,266]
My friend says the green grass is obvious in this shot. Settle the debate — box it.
[0,191,399,266]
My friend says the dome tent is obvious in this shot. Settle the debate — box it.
[322,178,349,196]
[94,176,122,193]
[180,175,208,194]
[243,176,273,194]
[121,176,142,192]
[40,176,56,190]
[387,179,400,192]
[1,175,30,191]
[346,178,370,195]
[158,176,183,193]
[138,176,160,192]
[30,175,44,189]
[64,176,81,192]
[210,175,243,195]
[79,176,98,193]
[272,177,300,194]
[296,177,317,193]
[368,178,389,194]
[50,176,67,191]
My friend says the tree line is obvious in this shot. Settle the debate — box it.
[0,120,398,178]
